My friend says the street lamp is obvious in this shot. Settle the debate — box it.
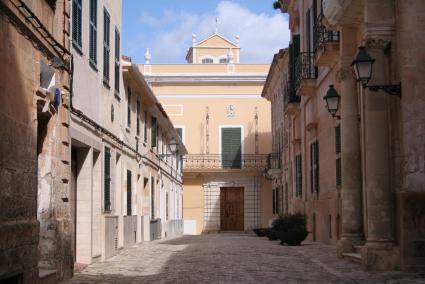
[323,85,341,119]
[352,46,401,97]
[159,137,178,158]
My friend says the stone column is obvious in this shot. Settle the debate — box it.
[361,37,399,270]
[336,25,364,256]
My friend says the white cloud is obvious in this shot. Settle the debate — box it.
[136,1,289,64]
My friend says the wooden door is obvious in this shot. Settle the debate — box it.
[220,187,244,231]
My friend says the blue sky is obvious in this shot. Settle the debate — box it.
[122,0,289,64]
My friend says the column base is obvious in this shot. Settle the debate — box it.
[361,242,400,271]
[337,235,364,257]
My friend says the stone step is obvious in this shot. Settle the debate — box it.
[39,268,57,284]
[354,245,363,254]
[342,252,362,264]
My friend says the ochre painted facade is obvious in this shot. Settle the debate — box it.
[140,33,274,234]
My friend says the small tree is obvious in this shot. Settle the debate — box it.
[272,213,308,245]
[273,1,281,10]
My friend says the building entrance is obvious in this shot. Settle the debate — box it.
[220,187,244,231]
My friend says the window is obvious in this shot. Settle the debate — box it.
[72,0,82,50]
[221,127,242,168]
[166,192,169,221]
[103,8,110,84]
[151,117,157,148]
[114,27,120,92]
[144,111,148,143]
[127,87,131,127]
[136,99,141,136]
[310,140,319,193]
[175,127,183,139]
[295,154,302,197]
[201,58,214,64]
[219,58,228,64]
[127,170,132,216]
[151,178,155,219]
[272,189,276,214]
[104,147,111,211]
[335,125,342,187]
[89,0,97,65]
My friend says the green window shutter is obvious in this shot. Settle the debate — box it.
[335,125,341,154]
[144,111,148,143]
[151,178,155,219]
[72,0,82,48]
[336,157,342,187]
[295,154,302,197]
[314,141,319,193]
[89,0,97,64]
[176,128,183,139]
[136,100,141,136]
[310,143,314,193]
[272,189,276,214]
[127,88,131,127]
[221,128,242,168]
[114,27,120,92]
[104,147,111,211]
[127,170,132,216]
[151,117,157,147]
[103,8,110,82]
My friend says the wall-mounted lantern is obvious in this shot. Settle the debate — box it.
[352,46,401,97]
[323,85,341,119]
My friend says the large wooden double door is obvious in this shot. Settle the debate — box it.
[220,187,244,231]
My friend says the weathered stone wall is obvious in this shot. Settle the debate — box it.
[0,0,72,282]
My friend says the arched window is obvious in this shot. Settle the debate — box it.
[201,58,214,64]
[219,58,228,64]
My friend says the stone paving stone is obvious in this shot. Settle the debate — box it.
[62,234,425,284]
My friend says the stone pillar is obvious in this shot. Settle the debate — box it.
[361,38,399,270]
[336,25,364,256]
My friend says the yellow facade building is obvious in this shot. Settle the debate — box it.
[140,32,276,234]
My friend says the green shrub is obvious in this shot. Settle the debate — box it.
[272,213,308,246]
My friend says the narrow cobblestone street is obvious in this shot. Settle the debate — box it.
[63,234,425,284]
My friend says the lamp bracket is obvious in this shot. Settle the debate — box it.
[363,83,401,97]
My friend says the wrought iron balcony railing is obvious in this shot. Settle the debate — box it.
[284,81,301,107]
[313,14,340,52]
[267,152,282,171]
[183,154,269,170]
[294,52,317,91]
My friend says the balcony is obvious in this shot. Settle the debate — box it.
[295,52,317,96]
[265,152,282,179]
[183,154,268,172]
[284,82,300,115]
[314,15,340,67]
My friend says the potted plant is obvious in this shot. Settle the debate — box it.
[272,213,308,245]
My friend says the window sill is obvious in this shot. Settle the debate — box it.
[89,60,98,72]
[72,42,83,56]
[114,90,120,101]
[103,79,111,89]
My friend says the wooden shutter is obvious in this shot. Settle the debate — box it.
[104,147,111,211]
[114,27,120,92]
[272,189,276,214]
[136,100,140,136]
[127,170,132,216]
[127,88,131,127]
[72,0,82,48]
[176,128,183,139]
[311,141,319,193]
[144,111,148,143]
[295,154,302,197]
[103,8,110,82]
[221,128,242,168]
[151,117,157,147]
[89,0,97,64]
[151,178,155,219]
[306,9,311,53]
[335,125,342,187]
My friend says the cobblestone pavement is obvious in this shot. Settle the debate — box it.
[63,233,425,284]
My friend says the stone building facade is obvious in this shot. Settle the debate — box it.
[268,0,425,271]
[69,0,186,268]
[0,0,72,282]
[140,32,274,234]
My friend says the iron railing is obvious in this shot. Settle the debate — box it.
[283,80,301,108]
[313,14,340,52]
[183,154,269,170]
[267,152,282,171]
[295,52,317,91]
